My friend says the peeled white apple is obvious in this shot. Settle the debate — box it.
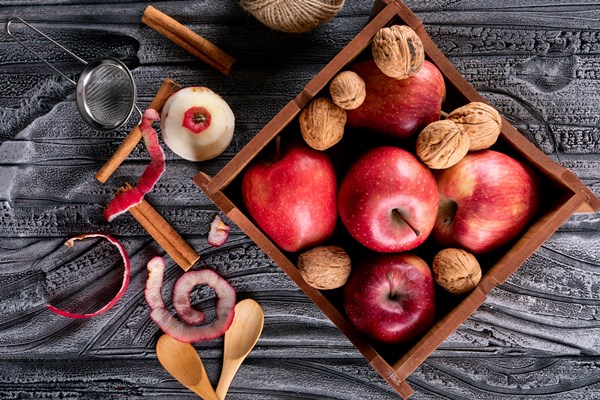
[160,87,235,161]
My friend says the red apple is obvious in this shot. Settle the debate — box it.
[433,150,542,254]
[346,59,445,139]
[241,140,337,253]
[338,146,438,252]
[344,253,436,344]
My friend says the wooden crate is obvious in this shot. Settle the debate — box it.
[194,0,600,397]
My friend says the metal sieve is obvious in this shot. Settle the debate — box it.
[7,17,140,131]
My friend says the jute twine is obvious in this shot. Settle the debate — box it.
[240,0,345,33]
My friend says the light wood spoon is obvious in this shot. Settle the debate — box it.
[156,334,220,400]
[216,299,265,399]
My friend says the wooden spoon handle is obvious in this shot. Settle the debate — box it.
[194,385,221,400]
[215,360,241,400]
[191,349,220,400]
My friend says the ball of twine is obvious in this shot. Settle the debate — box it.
[240,0,345,33]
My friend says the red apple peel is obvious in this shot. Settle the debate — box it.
[104,109,165,222]
[137,109,166,193]
[47,233,131,319]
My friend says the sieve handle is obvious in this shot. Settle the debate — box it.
[6,17,88,86]
[133,104,143,124]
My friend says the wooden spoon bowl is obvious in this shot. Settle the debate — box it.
[156,334,219,400]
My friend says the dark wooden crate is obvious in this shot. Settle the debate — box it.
[194,0,600,397]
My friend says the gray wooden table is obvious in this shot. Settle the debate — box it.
[1,1,599,399]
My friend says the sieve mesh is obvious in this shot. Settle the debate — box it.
[82,64,135,128]
[8,18,139,131]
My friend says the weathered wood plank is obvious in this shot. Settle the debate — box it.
[0,0,599,399]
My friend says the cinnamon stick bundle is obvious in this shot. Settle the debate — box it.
[142,5,235,76]
[96,79,181,183]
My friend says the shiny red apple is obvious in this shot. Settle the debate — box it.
[433,150,542,254]
[338,146,438,252]
[344,253,436,344]
[241,140,337,253]
[346,59,445,139]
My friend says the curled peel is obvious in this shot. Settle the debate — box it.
[104,109,165,222]
[103,186,145,222]
[144,256,236,343]
[137,109,165,193]
[47,233,131,319]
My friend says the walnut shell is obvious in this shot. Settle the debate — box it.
[371,25,424,79]
[447,102,502,151]
[433,248,482,295]
[297,246,352,290]
[329,71,366,110]
[416,120,470,169]
[299,97,347,151]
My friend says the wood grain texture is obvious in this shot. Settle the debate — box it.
[0,0,599,399]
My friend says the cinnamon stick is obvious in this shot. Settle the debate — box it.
[95,79,181,183]
[121,184,200,271]
[142,5,235,76]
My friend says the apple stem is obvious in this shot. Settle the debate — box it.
[272,135,282,162]
[392,208,421,237]
[387,272,398,299]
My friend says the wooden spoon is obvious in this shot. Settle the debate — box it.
[156,334,219,400]
[216,299,265,399]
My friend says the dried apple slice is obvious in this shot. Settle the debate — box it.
[207,214,230,247]
[144,256,236,342]
[47,233,131,319]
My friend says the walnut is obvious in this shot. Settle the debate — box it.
[433,248,482,295]
[297,246,352,290]
[371,25,424,80]
[329,71,366,110]
[299,97,347,151]
[447,102,502,150]
[416,120,470,169]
